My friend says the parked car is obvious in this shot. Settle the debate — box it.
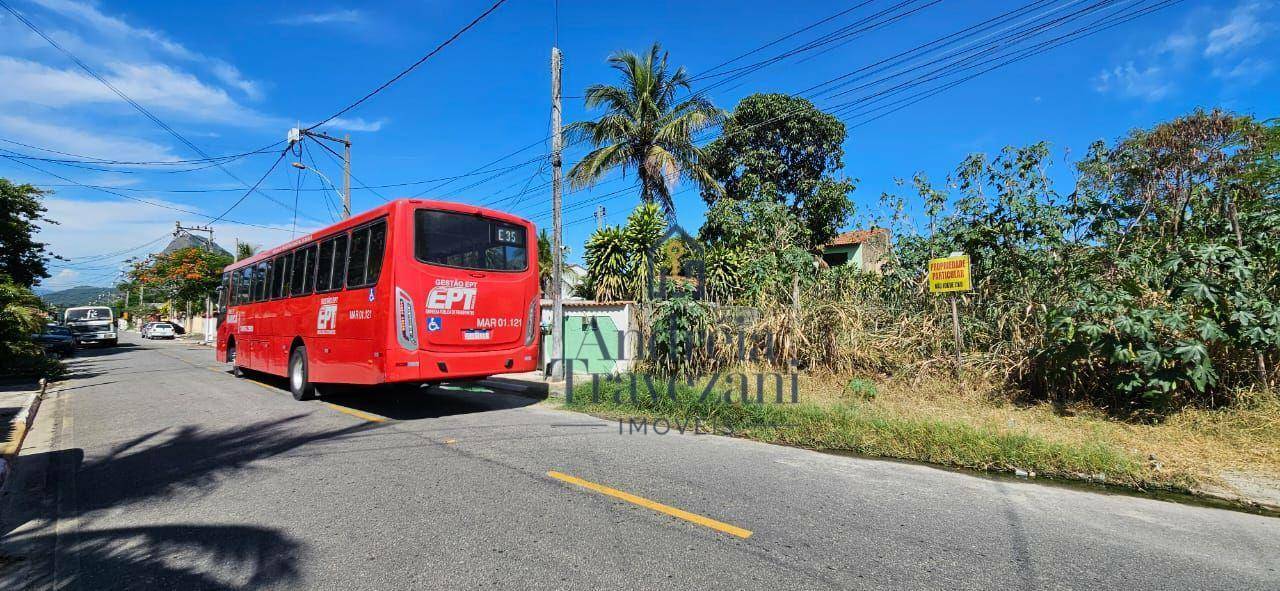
[158,320,186,335]
[142,322,176,340]
[33,324,76,357]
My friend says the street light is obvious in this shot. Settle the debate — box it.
[291,162,346,214]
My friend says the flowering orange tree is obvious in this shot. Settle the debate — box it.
[126,247,231,310]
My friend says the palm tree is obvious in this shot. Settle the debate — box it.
[567,43,723,219]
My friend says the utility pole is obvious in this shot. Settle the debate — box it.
[549,46,565,381]
[343,134,351,220]
[175,222,215,252]
[175,222,216,340]
[289,128,352,219]
[595,205,606,230]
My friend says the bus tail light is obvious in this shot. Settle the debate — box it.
[524,297,538,346]
[396,287,419,351]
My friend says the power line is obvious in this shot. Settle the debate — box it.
[521,0,1181,230]
[308,136,390,202]
[306,0,510,130]
[0,152,294,232]
[0,0,307,221]
[301,140,341,223]
[209,147,292,224]
[0,136,281,167]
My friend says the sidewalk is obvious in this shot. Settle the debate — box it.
[0,379,46,489]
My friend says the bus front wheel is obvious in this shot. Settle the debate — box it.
[289,346,317,401]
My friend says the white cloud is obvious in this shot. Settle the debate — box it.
[1094,1,1275,100]
[0,114,177,162]
[318,116,388,133]
[0,56,270,125]
[1093,62,1172,101]
[1205,1,1270,56]
[42,268,83,290]
[275,10,363,26]
[1153,31,1197,57]
[1212,56,1274,80]
[210,62,263,101]
[35,195,316,287]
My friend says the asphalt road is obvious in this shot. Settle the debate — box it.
[1,333,1277,590]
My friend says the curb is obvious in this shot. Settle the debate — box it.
[0,379,47,489]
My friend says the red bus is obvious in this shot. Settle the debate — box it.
[215,199,541,400]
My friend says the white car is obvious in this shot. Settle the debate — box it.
[142,322,176,339]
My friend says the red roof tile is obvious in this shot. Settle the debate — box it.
[826,228,888,247]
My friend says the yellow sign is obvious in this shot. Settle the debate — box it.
[929,255,971,293]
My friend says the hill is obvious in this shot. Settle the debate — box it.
[40,285,118,308]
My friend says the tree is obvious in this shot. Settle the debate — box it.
[0,178,57,287]
[701,93,856,249]
[1030,110,1279,409]
[537,229,556,296]
[127,247,232,312]
[567,43,724,219]
[235,241,258,261]
[581,226,632,301]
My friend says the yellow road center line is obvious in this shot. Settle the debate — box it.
[323,403,387,423]
[546,471,752,539]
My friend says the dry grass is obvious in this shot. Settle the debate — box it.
[802,372,1280,487]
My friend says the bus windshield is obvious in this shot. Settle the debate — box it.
[65,307,113,322]
[414,209,528,271]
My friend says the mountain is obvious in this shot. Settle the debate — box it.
[40,285,118,308]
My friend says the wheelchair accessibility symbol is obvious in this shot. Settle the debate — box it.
[426,316,443,332]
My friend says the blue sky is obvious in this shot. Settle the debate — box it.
[1,0,1275,289]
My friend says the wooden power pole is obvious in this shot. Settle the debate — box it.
[549,46,565,381]
[342,134,351,219]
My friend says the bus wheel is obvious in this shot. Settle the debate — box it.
[289,346,317,401]
[228,341,244,377]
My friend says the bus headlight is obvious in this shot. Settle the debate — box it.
[524,297,538,346]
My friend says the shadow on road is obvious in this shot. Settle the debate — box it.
[0,524,302,590]
[321,381,548,421]
[0,414,379,587]
[76,416,379,516]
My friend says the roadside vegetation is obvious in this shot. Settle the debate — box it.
[0,179,62,378]
[564,45,1280,500]
[114,246,232,325]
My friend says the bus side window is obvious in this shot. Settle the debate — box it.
[289,247,306,296]
[253,262,268,302]
[220,272,231,309]
[347,226,370,288]
[270,255,286,299]
[280,251,294,298]
[266,257,277,300]
[366,220,386,285]
[238,267,249,304]
[332,234,349,289]
[316,239,335,291]
[301,245,317,295]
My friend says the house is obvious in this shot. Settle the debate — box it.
[543,263,588,299]
[821,228,890,272]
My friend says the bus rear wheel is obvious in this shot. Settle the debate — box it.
[228,341,244,377]
[289,346,318,401]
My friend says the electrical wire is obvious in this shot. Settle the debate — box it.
[0,136,282,166]
[0,152,294,232]
[306,0,510,130]
[0,0,311,221]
